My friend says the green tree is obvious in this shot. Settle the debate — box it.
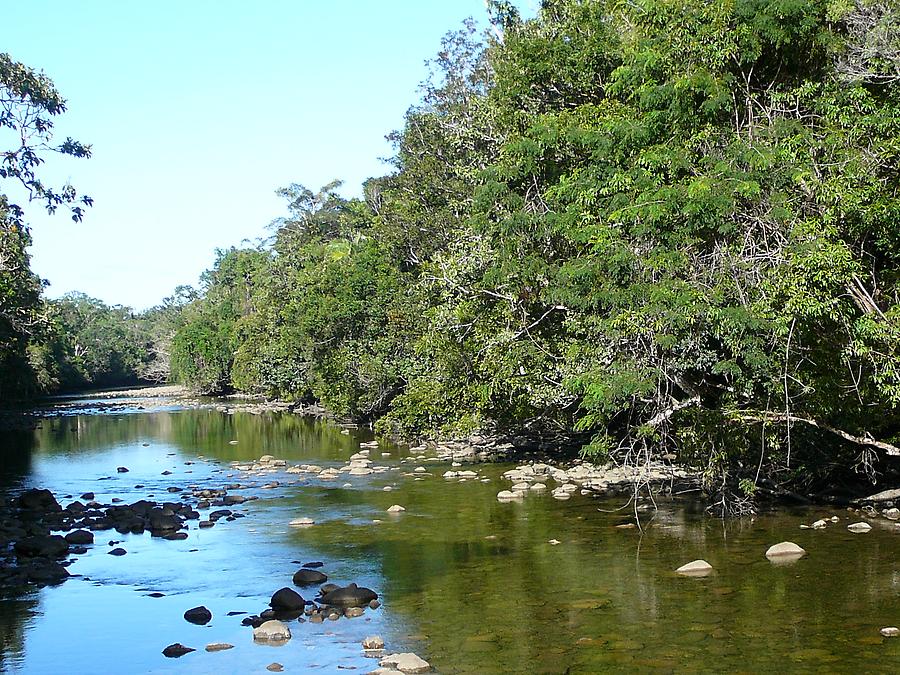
[0,53,92,401]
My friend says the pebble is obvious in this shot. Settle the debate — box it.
[847,522,872,533]
[386,505,406,513]
[880,627,900,637]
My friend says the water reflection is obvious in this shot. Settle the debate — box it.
[0,405,899,673]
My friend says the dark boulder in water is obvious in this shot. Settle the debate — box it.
[14,535,68,558]
[24,560,70,585]
[162,643,195,658]
[184,606,212,625]
[270,587,304,611]
[64,530,94,545]
[319,583,339,596]
[318,583,378,608]
[18,488,61,512]
[292,568,327,586]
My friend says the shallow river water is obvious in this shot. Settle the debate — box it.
[1,399,900,673]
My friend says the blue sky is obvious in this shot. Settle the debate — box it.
[2,1,534,310]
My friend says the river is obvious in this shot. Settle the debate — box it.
[1,395,899,673]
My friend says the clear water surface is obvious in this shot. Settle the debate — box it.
[1,398,899,674]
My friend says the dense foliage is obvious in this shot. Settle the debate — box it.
[171,0,900,507]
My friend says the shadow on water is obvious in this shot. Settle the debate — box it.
[0,430,35,490]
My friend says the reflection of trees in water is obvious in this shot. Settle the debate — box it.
[0,596,38,670]
[26,409,357,463]
[0,430,35,489]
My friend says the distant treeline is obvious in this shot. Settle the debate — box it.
[5,0,900,508]
[0,288,190,398]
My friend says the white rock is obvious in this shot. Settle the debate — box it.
[386,505,406,513]
[847,521,872,533]
[811,519,827,529]
[676,560,713,576]
[883,508,900,520]
[511,482,531,492]
[379,652,431,674]
[363,635,385,650]
[497,490,523,501]
[349,467,374,476]
[413,466,427,473]
[289,517,315,527]
[259,455,275,463]
[880,626,900,637]
[548,539,561,545]
[443,471,458,478]
[765,542,807,559]
[253,620,291,642]
[383,486,393,491]
[530,483,548,491]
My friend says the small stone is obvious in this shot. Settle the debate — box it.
[848,521,872,533]
[266,664,284,672]
[548,539,561,545]
[883,508,900,520]
[765,542,807,559]
[162,643,195,658]
[117,467,129,473]
[363,636,385,650]
[253,620,292,642]
[880,627,900,637]
[289,517,315,527]
[108,547,127,556]
[386,505,406,513]
[344,606,365,618]
[676,560,713,576]
[205,643,234,652]
[811,519,827,529]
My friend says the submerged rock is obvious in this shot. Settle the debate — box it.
[847,522,872,533]
[386,505,406,513]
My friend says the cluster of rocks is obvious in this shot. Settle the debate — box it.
[799,504,900,533]
[240,566,381,632]
[0,481,251,589]
[162,563,386,661]
[496,459,697,502]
